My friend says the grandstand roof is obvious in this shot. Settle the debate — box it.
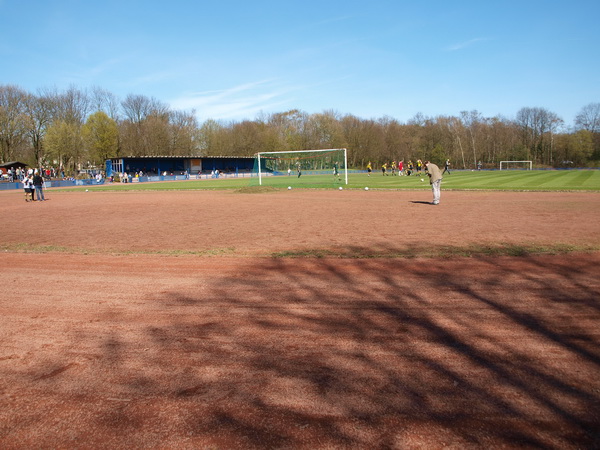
[0,161,28,168]
[115,155,254,159]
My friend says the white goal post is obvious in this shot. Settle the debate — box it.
[499,160,533,170]
[256,148,348,185]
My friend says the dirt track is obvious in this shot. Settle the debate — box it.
[1,189,599,448]
[2,189,600,255]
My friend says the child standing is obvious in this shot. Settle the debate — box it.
[23,175,35,202]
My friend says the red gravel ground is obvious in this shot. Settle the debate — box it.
[1,188,599,448]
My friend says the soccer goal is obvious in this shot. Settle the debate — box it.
[252,148,348,187]
[499,160,533,170]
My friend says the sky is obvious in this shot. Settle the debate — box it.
[1,0,599,127]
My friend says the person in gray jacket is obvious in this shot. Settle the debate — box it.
[424,161,443,205]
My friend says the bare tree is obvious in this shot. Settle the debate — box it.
[230,120,265,156]
[483,116,518,164]
[121,94,151,124]
[53,85,91,125]
[574,102,600,132]
[91,86,121,120]
[119,94,171,156]
[121,94,168,124]
[143,113,171,155]
[268,109,309,151]
[515,107,561,164]
[407,112,427,127]
[305,110,345,150]
[0,85,29,163]
[547,113,564,165]
[169,110,200,155]
[380,116,409,165]
[446,117,467,169]
[341,115,385,168]
[198,119,228,156]
[460,110,482,167]
[24,91,56,167]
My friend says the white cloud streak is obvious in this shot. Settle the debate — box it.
[446,38,488,51]
[169,80,292,120]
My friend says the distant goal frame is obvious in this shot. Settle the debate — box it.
[255,148,348,186]
[499,160,533,170]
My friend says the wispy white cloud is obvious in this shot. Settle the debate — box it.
[169,80,293,120]
[59,57,128,86]
[446,38,488,51]
[87,58,125,76]
[312,15,354,26]
[130,70,178,86]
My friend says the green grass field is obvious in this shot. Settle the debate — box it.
[84,169,600,192]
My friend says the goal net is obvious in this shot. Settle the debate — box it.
[499,160,533,170]
[252,148,348,188]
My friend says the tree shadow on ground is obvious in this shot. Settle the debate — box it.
[124,251,600,448]
[7,249,600,448]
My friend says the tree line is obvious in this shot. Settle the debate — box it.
[1,84,599,174]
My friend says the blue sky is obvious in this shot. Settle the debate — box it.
[1,0,598,126]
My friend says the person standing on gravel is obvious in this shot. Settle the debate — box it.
[424,160,443,205]
[33,169,46,201]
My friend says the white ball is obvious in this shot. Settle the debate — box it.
[339,186,343,190]
[85,189,89,192]
[420,178,424,182]
[287,186,291,190]
[365,187,369,190]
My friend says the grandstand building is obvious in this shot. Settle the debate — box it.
[106,156,255,177]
